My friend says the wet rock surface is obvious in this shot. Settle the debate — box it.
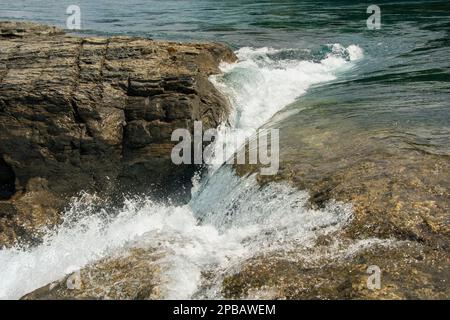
[0,21,236,247]
[222,241,450,299]
[21,248,164,300]
[237,112,449,250]
[231,101,449,299]
[4,21,449,300]
[14,80,450,300]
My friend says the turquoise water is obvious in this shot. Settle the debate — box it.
[0,1,449,299]
[1,0,449,154]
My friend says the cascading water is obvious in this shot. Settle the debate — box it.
[0,44,363,300]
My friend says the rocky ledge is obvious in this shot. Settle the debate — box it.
[4,21,448,301]
[0,21,236,247]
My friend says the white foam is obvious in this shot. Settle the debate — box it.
[211,44,363,131]
[208,44,363,171]
[0,44,364,300]
[347,44,364,61]
[0,169,352,300]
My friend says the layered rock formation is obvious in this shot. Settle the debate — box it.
[0,21,236,247]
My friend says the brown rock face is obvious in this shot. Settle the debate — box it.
[0,21,236,247]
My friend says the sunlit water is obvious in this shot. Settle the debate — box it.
[0,0,449,299]
[0,43,361,299]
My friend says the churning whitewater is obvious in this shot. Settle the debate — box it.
[0,44,363,300]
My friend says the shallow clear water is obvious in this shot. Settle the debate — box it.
[0,0,449,299]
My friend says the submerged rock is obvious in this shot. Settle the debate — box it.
[236,113,450,250]
[0,21,236,247]
[20,235,450,300]
[231,98,450,299]
[221,241,450,300]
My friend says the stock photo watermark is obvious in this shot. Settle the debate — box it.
[367,5,381,30]
[366,265,382,290]
[65,267,82,290]
[171,121,280,175]
[66,5,81,30]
